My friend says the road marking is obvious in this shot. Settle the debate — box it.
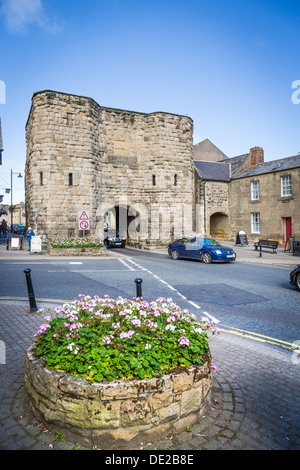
[118,258,135,271]
[119,255,221,324]
[69,262,83,265]
[221,325,300,352]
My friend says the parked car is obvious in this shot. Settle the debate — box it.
[17,225,26,235]
[168,237,236,263]
[8,224,20,234]
[290,265,300,291]
[104,229,126,248]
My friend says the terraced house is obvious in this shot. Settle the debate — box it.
[25,90,300,247]
[194,140,300,244]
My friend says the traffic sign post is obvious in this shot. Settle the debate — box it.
[78,210,90,237]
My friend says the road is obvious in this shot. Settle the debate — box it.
[0,245,299,354]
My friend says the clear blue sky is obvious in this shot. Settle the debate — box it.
[0,0,299,204]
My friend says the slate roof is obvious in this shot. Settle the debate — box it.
[233,154,300,179]
[219,153,249,176]
[193,160,230,181]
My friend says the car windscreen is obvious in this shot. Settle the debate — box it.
[196,238,221,247]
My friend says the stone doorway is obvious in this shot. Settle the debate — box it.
[209,212,229,240]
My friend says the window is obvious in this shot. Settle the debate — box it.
[152,175,156,186]
[174,174,177,186]
[40,172,43,186]
[281,175,292,197]
[251,180,260,200]
[251,212,260,233]
[69,173,73,186]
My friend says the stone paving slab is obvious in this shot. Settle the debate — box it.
[0,300,299,451]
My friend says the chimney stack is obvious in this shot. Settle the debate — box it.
[250,146,264,167]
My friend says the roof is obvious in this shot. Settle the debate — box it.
[193,139,228,162]
[193,160,230,181]
[233,154,300,179]
[220,153,250,176]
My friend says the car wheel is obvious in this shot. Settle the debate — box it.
[296,273,300,291]
[171,250,179,260]
[202,252,212,264]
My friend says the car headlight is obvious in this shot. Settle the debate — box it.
[215,250,222,254]
[107,237,113,241]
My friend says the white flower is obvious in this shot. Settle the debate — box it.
[166,324,176,331]
[145,343,151,349]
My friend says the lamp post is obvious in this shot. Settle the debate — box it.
[10,170,22,230]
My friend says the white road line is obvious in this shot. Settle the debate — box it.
[118,258,135,271]
[121,256,220,324]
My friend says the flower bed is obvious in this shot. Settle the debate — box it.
[48,237,107,256]
[25,295,220,448]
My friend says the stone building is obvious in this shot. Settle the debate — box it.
[25,90,195,247]
[194,140,300,244]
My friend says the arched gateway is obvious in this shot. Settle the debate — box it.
[25,90,195,248]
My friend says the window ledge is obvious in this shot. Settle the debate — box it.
[278,196,293,201]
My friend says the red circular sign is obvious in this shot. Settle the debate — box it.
[79,220,89,230]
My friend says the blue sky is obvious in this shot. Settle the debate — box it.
[0,0,299,204]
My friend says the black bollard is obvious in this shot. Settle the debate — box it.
[259,246,262,258]
[24,268,38,312]
[134,278,143,298]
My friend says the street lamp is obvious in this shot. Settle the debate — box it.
[10,169,23,229]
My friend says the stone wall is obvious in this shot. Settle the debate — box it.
[25,342,212,449]
[25,91,195,247]
[48,247,107,256]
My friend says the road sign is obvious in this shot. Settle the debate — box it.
[78,210,90,230]
[30,236,42,254]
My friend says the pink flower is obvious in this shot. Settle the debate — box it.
[131,319,141,327]
[167,315,176,323]
[36,323,51,335]
[211,363,217,373]
[178,336,190,347]
[103,336,111,344]
[120,330,135,339]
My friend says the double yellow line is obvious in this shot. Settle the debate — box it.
[221,325,300,354]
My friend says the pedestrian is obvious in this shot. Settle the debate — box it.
[26,226,35,251]
[1,219,7,237]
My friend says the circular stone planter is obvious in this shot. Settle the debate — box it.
[25,342,212,449]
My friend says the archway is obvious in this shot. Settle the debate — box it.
[100,202,147,246]
[210,212,229,240]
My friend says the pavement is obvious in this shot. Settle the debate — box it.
[0,238,299,451]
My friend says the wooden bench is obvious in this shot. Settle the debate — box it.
[253,240,279,253]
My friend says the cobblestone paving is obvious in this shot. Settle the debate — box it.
[0,300,299,450]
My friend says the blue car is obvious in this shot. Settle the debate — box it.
[168,237,236,263]
[290,265,300,291]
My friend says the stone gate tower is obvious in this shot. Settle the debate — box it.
[25,90,195,247]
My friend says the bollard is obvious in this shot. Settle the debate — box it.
[24,268,38,312]
[259,246,262,258]
[134,278,143,298]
